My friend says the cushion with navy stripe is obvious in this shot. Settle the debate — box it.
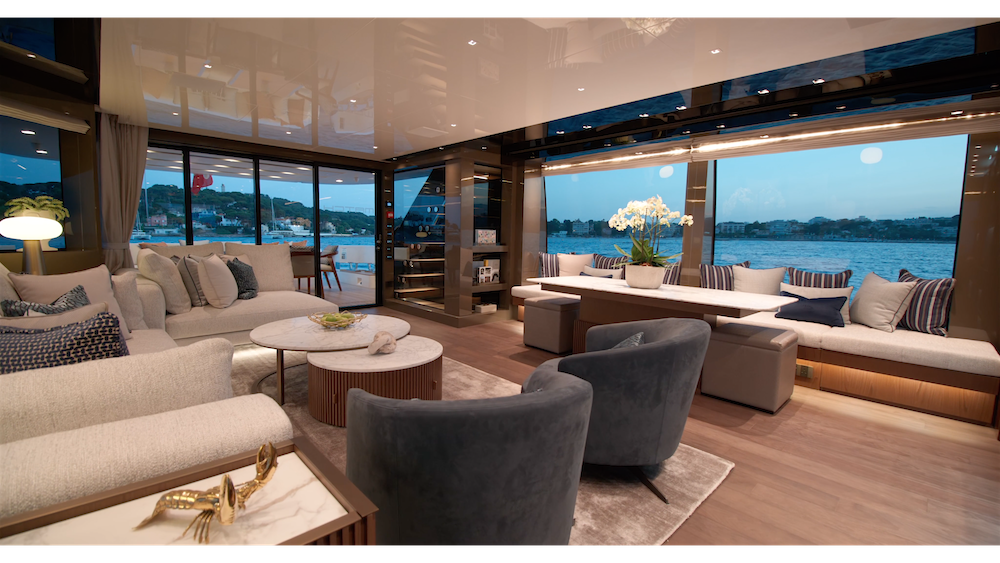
[787,267,852,288]
[0,312,128,374]
[1,285,90,317]
[226,257,259,300]
[699,261,749,290]
[539,252,559,277]
[896,269,955,336]
[662,262,682,285]
[593,254,629,270]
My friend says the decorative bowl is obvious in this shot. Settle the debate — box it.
[307,312,367,329]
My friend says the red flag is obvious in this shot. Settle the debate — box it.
[191,174,214,195]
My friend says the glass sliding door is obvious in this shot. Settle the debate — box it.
[318,167,377,308]
[135,147,185,244]
[260,160,317,293]
[189,152,256,245]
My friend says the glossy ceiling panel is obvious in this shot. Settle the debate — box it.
[100,17,997,160]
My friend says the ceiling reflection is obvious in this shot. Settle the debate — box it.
[101,18,993,161]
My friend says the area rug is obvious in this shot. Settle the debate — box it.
[230,345,734,545]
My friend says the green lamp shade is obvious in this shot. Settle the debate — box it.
[0,216,64,240]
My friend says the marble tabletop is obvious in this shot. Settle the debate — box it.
[308,335,443,373]
[526,276,797,313]
[0,453,347,545]
[250,314,411,352]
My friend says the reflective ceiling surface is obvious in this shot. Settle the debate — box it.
[99,17,996,161]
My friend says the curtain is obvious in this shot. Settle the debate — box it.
[100,113,148,272]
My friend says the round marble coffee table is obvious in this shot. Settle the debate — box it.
[306,336,443,426]
[249,315,411,404]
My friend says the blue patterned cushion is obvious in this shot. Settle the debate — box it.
[787,267,852,289]
[539,252,559,277]
[0,312,129,374]
[896,269,955,336]
[700,261,750,290]
[226,258,259,300]
[1,285,90,317]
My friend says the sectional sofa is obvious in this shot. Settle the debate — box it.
[0,242,337,521]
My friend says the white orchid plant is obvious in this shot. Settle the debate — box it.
[609,195,694,267]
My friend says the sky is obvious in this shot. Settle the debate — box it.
[546,134,969,223]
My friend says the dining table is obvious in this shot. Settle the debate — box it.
[526,275,798,353]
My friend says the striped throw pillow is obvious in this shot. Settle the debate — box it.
[662,262,682,285]
[700,261,749,291]
[594,254,629,270]
[896,269,955,336]
[787,267,852,288]
[539,252,559,277]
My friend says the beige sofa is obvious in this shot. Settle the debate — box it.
[0,339,293,519]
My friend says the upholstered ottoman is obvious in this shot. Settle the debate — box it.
[701,323,798,413]
[523,296,580,354]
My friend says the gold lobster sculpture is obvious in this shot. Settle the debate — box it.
[133,443,278,544]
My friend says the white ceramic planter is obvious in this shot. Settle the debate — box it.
[624,264,666,289]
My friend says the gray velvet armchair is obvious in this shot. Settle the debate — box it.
[548,318,711,500]
[346,367,593,545]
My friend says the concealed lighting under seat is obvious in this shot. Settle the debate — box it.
[21,130,35,135]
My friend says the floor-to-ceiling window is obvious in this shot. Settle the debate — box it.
[136,148,185,242]
[543,162,689,261]
[189,153,255,244]
[319,167,377,307]
[713,135,968,290]
[1,116,64,251]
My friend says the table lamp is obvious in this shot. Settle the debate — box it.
[0,215,63,275]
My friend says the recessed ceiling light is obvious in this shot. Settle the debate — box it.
[438,147,444,150]
[450,124,457,127]
[836,105,847,110]
[975,145,982,148]
[577,87,585,92]
[951,110,964,115]
[206,169,219,173]
[635,152,643,155]
[335,179,343,183]
[638,113,649,118]
[239,173,250,176]
[757,89,769,95]
[282,172,294,175]
[350,99,357,103]
[812,78,825,84]
[225,158,240,162]
[269,175,281,179]
[26,53,36,58]
[710,49,721,54]
[468,40,477,45]
[789,112,799,117]
[604,142,611,147]
[172,112,179,116]
[216,165,229,168]
[760,135,769,138]
[298,167,310,170]
[373,145,378,149]
[716,124,726,128]
[682,130,690,134]
[481,146,487,150]
[285,131,292,135]
[169,166,182,169]
[582,125,592,129]
[35,149,49,155]
[21,130,35,135]
[676,105,687,111]
[556,130,565,134]
[204,64,212,69]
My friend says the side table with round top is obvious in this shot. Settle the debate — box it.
[249,315,411,404]
[307,336,443,426]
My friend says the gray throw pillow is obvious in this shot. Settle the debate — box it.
[1,285,90,317]
[612,332,645,349]
[171,254,210,307]
[226,257,259,300]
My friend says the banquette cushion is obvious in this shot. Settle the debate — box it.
[700,261,750,290]
[786,267,853,288]
[896,269,955,337]
[849,272,917,333]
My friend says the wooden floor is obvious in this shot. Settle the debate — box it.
[295,274,375,309]
[359,306,1000,545]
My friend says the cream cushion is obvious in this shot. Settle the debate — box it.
[0,394,292,519]
[223,243,294,291]
[780,282,854,324]
[821,323,1000,377]
[849,272,917,332]
[197,255,239,309]
[173,254,209,307]
[511,285,580,302]
[733,266,786,295]
[164,290,335,340]
[8,264,131,339]
[112,270,148,330]
[137,249,192,315]
[124,329,179,355]
[0,261,19,304]
[717,311,833,349]
[146,241,225,258]
[557,253,594,277]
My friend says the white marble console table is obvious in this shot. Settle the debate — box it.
[526,276,797,353]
